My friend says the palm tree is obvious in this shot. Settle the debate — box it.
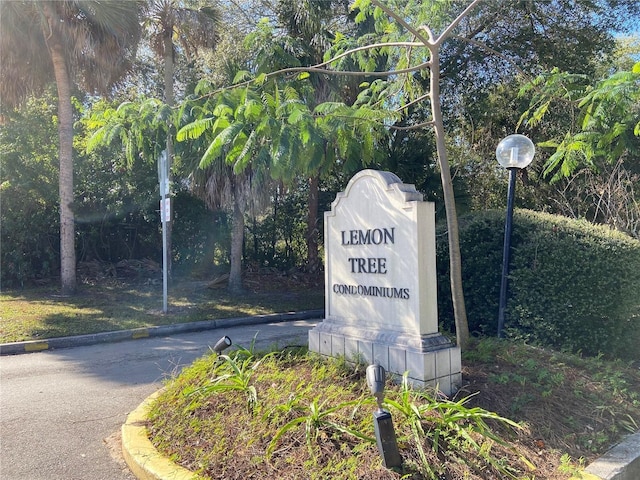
[262,0,360,273]
[143,0,220,277]
[0,1,142,295]
[178,85,276,293]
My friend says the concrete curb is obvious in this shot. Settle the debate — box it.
[0,309,324,356]
[580,431,640,480]
[122,391,196,480]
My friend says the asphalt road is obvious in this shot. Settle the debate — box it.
[0,319,317,480]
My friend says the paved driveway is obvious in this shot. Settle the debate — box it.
[0,320,316,480]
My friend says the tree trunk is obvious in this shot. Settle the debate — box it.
[429,47,469,350]
[229,192,245,293]
[306,174,320,273]
[44,8,76,295]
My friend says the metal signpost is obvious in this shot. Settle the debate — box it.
[158,150,169,313]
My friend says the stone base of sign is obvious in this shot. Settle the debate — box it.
[309,320,462,396]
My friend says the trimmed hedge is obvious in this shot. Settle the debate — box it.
[437,209,640,360]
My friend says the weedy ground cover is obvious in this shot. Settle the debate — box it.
[147,339,640,479]
[463,338,640,460]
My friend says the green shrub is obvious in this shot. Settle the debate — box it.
[437,209,640,360]
[171,191,230,276]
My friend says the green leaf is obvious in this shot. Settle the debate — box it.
[154,104,172,125]
[287,107,306,125]
[211,116,231,135]
[243,99,263,122]
[234,130,257,172]
[115,101,134,114]
[255,73,268,86]
[86,126,107,153]
[536,140,560,149]
[198,123,244,168]
[194,78,213,95]
[176,117,214,141]
[313,102,344,115]
[213,103,233,117]
[232,70,252,84]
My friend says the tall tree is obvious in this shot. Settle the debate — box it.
[319,0,480,349]
[313,0,639,348]
[176,69,387,291]
[143,0,220,276]
[177,84,276,292]
[520,61,640,236]
[0,1,141,294]
[249,0,359,273]
[144,0,220,164]
[274,0,333,274]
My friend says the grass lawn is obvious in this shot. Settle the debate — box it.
[0,272,324,343]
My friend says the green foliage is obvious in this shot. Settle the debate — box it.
[189,347,270,413]
[463,337,640,459]
[85,98,170,166]
[177,77,391,183]
[267,396,374,458]
[0,92,229,287]
[384,374,532,479]
[171,191,231,276]
[519,62,640,182]
[0,95,60,286]
[437,210,640,359]
[245,183,308,270]
[149,348,536,479]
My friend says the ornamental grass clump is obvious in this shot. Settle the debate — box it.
[148,346,536,480]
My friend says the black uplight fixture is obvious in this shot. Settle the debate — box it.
[212,335,232,353]
[496,134,535,338]
[366,364,402,468]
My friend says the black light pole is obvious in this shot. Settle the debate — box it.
[496,134,535,338]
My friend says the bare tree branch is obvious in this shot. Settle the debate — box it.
[190,49,431,101]
[395,92,431,112]
[369,0,430,45]
[435,0,483,45]
[281,60,431,78]
[389,120,435,130]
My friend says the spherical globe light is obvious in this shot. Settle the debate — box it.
[496,134,535,169]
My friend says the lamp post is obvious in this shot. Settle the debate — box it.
[496,134,535,338]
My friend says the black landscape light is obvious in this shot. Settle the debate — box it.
[366,364,402,468]
[212,335,232,353]
[496,134,535,338]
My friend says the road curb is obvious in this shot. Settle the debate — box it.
[580,430,640,480]
[122,391,196,480]
[0,309,324,356]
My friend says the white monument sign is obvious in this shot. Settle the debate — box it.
[309,170,461,395]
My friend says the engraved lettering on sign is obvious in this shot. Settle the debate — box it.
[348,257,387,274]
[341,228,395,245]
